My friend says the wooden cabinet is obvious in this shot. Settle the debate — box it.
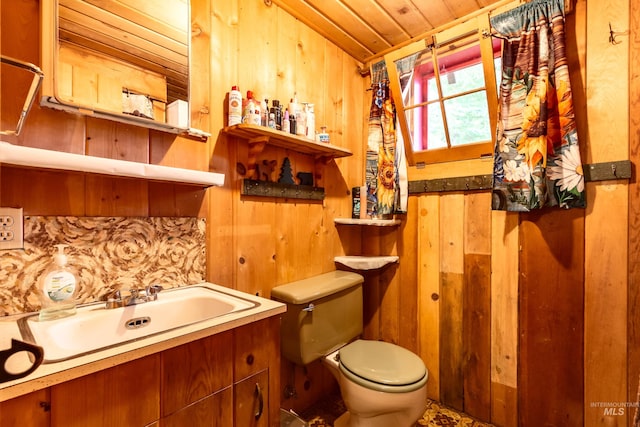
[0,316,281,427]
[50,355,161,427]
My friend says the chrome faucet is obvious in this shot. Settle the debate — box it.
[104,285,163,309]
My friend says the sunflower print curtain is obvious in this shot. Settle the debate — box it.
[366,78,400,218]
[491,0,585,211]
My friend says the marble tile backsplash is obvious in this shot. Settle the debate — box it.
[0,216,206,316]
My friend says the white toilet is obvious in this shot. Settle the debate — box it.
[271,271,428,427]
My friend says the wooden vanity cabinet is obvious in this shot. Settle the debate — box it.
[0,316,281,427]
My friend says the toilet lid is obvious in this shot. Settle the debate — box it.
[339,340,426,389]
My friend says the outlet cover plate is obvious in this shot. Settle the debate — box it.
[0,207,24,250]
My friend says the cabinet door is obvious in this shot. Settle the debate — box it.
[234,369,269,427]
[50,354,161,427]
[160,386,233,427]
[234,317,280,426]
[161,329,233,417]
[0,388,50,427]
[234,317,279,380]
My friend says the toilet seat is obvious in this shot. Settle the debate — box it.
[338,340,428,393]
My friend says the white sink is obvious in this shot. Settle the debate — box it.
[18,285,258,363]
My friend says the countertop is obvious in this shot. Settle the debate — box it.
[0,282,286,402]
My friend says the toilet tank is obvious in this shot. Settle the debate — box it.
[271,271,364,366]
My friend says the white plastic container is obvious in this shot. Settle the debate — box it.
[305,103,315,139]
[228,86,242,126]
[167,100,189,128]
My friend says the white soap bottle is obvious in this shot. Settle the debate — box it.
[39,244,78,321]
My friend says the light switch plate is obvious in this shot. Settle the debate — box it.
[0,207,24,250]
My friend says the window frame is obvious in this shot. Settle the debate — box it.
[385,14,499,166]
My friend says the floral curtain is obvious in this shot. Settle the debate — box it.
[366,61,407,217]
[491,0,585,211]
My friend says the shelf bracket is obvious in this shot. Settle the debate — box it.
[247,136,269,179]
[314,156,332,185]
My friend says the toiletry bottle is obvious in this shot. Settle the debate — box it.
[306,103,315,139]
[228,86,242,126]
[39,244,78,321]
[242,91,255,123]
[318,126,330,143]
[282,110,290,133]
[290,111,297,135]
[261,99,268,126]
[271,100,282,130]
[296,102,307,136]
[352,186,361,219]
[288,96,298,134]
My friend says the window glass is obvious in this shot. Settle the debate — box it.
[385,16,502,165]
[443,92,492,146]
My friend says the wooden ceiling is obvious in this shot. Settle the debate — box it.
[270,0,510,63]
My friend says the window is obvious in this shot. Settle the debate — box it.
[385,16,500,165]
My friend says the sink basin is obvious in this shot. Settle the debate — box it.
[18,285,258,363]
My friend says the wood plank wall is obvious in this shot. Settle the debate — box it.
[405,1,634,426]
[2,0,639,425]
[1,0,364,412]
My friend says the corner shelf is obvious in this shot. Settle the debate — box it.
[334,218,401,226]
[333,218,401,270]
[334,255,399,270]
[0,141,224,187]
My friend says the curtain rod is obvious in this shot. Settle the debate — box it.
[361,0,573,68]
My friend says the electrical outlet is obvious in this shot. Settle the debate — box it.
[0,207,24,250]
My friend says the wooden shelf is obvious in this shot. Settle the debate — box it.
[223,124,352,160]
[334,256,399,270]
[334,218,401,226]
[41,97,211,140]
[0,141,224,187]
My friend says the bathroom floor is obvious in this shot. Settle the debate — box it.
[298,394,496,427]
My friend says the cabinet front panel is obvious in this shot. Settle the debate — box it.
[234,317,279,380]
[0,389,50,427]
[160,387,233,427]
[51,354,161,427]
[234,369,269,427]
[162,329,234,416]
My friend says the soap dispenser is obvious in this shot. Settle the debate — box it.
[39,244,78,321]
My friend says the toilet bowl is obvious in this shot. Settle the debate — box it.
[270,271,429,427]
[323,340,428,427]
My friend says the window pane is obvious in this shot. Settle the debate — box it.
[437,40,483,98]
[426,103,447,149]
[396,49,432,109]
[443,91,492,146]
[440,62,485,98]
[406,102,447,151]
